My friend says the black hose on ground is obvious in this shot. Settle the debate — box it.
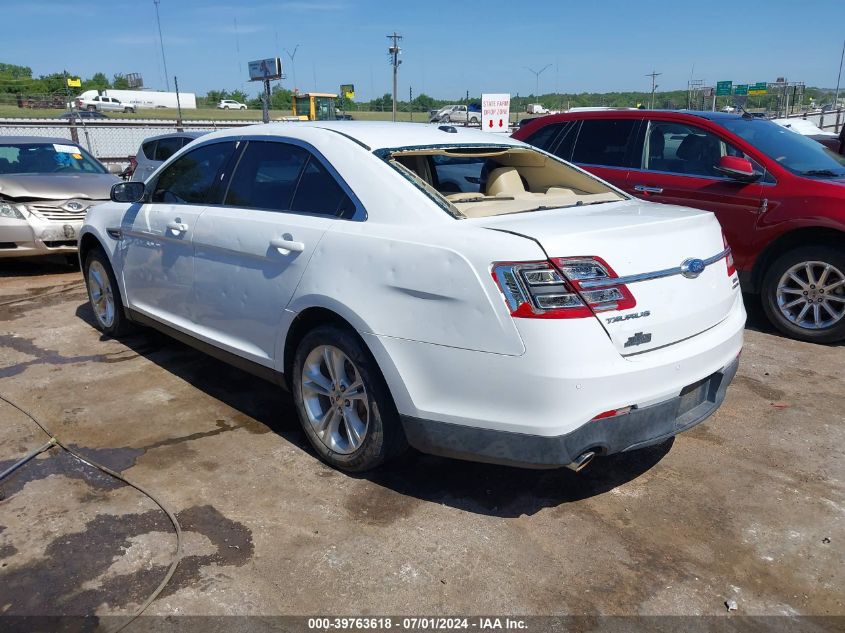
[0,392,182,633]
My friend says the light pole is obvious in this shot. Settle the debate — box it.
[524,64,551,97]
[285,44,300,90]
[835,39,844,109]
[387,32,403,122]
[153,0,170,91]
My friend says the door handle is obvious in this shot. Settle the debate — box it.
[270,237,305,255]
[166,220,188,234]
[634,185,664,194]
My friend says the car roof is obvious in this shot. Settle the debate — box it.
[197,121,524,152]
[143,131,206,143]
[0,136,86,145]
[533,109,749,123]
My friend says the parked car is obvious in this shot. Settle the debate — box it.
[335,114,354,121]
[77,94,135,113]
[125,132,207,181]
[0,137,118,258]
[772,118,841,153]
[217,99,247,110]
[56,110,109,120]
[429,105,480,124]
[514,110,845,343]
[80,122,743,473]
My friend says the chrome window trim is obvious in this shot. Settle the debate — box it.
[624,165,778,186]
[579,248,731,289]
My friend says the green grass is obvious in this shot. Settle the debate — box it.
[0,105,429,122]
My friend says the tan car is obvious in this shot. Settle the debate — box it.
[0,137,119,258]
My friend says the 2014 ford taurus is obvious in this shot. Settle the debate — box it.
[79,122,744,472]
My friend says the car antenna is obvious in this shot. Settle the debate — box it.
[739,104,754,120]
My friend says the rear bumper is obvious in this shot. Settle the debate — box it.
[402,358,739,469]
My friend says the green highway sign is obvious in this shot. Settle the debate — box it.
[734,84,748,96]
[716,81,732,96]
[748,82,768,96]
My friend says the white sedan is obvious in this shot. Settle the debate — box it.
[78,122,744,472]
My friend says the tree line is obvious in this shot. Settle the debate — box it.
[2,62,837,112]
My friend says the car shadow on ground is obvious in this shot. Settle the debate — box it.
[73,302,672,518]
[0,257,78,278]
[742,292,844,347]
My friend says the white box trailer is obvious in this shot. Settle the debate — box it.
[104,89,197,109]
[75,89,197,110]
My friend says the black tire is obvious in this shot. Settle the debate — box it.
[761,245,845,344]
[83,248,133,338]
[292,324,407,472]
[443,115,451,123]
[86,105,96,112]
[224,105,230,110]
[470,116,479,124]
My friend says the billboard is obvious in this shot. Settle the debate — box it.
[248,57,282,81]
[340,84,355,99]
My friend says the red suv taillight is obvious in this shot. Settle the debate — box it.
[492,256,636,319]
[722,231,736,276]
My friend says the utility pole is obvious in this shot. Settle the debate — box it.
[174,75,183,131]
[409,86,413,121]
[387,32,402,122]
[646,70,661,109]
[153,0,170,91]
[524,64,551,97]
[835,39,844,109]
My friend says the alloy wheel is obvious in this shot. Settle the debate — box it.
[300,345,369,454]
[776,260,845,330]
[87,260,115,328]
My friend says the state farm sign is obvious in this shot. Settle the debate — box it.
[481,93,510,133]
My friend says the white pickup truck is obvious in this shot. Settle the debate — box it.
[76,94,136,113]
[429,105,480,124]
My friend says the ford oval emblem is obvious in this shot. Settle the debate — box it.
[680,258,706,279]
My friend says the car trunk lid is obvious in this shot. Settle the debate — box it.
[478,200,738,356]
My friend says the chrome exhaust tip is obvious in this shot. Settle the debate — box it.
[565,450,596,473]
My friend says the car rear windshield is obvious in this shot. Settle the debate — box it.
[720,118,845,178]
[380,144,625,218]
[0,142,107,175]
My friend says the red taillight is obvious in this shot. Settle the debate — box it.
[491,256,635,319]
[722,231,736,277]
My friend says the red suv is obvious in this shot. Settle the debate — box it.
[514,110,845,343]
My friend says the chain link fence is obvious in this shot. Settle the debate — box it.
[0,118,254,170]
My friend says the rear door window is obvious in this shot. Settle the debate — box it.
[571,119,640,167]
[290,156,355,216]
[224,141,308,211]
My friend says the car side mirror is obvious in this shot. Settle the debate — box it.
[111,181,146,203]
[714,155,761,182]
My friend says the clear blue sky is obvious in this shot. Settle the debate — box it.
[5,0,844,100]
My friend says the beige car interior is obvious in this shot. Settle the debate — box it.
[391,147,624,218]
